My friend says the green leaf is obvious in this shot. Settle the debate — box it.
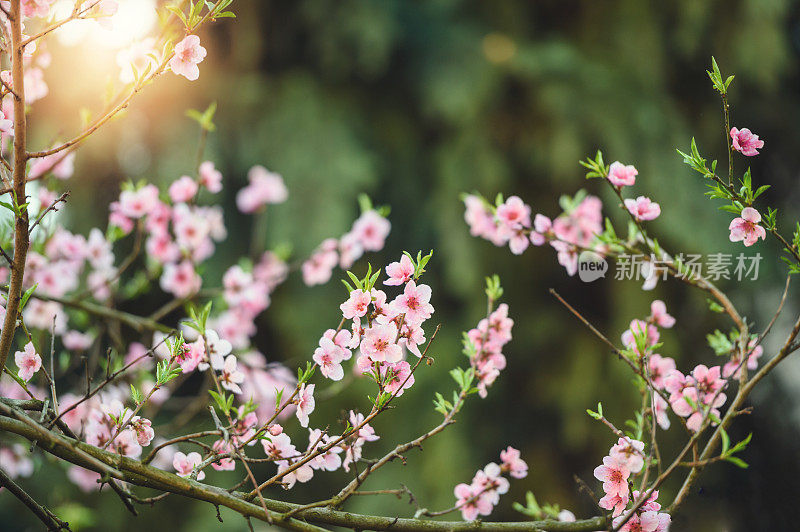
[720,427,730,455]
[724,456,749,469]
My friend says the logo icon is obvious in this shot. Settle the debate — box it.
[578,251,608,283]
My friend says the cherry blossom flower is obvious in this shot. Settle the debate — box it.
[499,446,528,479]
[496,196,531,230]
[277,458,314,489]
[160,260,201,298]
[384,254,415,286]
[607,161,638,187]
[390,280,434,325]
[302,239,339,286]
[0,444,33,479]
[307,429,342,471]
[262,432,296,460]
[15,342,41,382]
[382,360,414,396]
[609,437,645,474]
[219,355,245,394]
[68,466,101,492]
[173,451,205,480]
[730,127,764,156]
[198,161,223,193]
[0,109,13,135]
[313,336,346,381]
[622,319,659,355]
[454,482,493,521]
[202,329,232,371]
[349,410,379,443]
[169,35,207,81]
[352,210,391,251]
[649,300,675,328]
[63,330,93,351]
[624,196,661,221]
[169,175,199,203]
[360,323,402,363]
[648,354,676,389]
[594,454,631,516]
[236,166,288,213]
[729,207,766,247]
[723,339,763,379]
[340,289,372,320]
[22,0,52,19]
[296,383,315,428]
[211,440,235,471]
[130,416,154,446]
[118,184,160,218]
[529,214,552,246]
[653,395,670,430]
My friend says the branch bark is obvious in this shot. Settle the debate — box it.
[0,0,31,372]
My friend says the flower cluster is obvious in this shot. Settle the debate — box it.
[465,303,513,397]
[453,447,528,520]
[593,437,669,530]
[463,191,604,275]
[84,399,154,459]
[302,209,391,286]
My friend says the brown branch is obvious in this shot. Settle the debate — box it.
[0,0,31,375]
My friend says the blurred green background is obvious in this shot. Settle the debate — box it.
[5,0,800,530]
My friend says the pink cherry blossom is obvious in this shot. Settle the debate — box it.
[307,429,343,471]
[730,127,764,156]
[62,330,93,351]
[118,185,159,218]
[168,175,199,203]
[496,196,531,230]
[723,339,763,379]
[390,280,433,325]
[594,454,631,516]
[352,210,391,251]
[198,161,223,193]
[624,196,661,221]
[648,354,676,389]
[529,214,552,246]
[68,466,101,492]
[382,361,414,396]
[454,482,493,521]
[302,242,339,286]
[313,336,346,381]
[499,446,528,479]
[169,35,207,81]
[211,440,235,471]
[729,207,766,246]
[384,254,415,286]
[609,437,645,474]
[15,342,41,382]
[0,444,33,479]
[350,410,379,443]
[295,383,315,428]
[219,355,245,394]
[236,166,288,213]
[173,451,205,480]
[340,289,372,320]
[160,260,201,298]
[130,416,154,446]
[649,300,675,328]
[261,432,296,460]
[607,161,637,187]
[360,323,402,363]
[622,319,660,355]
